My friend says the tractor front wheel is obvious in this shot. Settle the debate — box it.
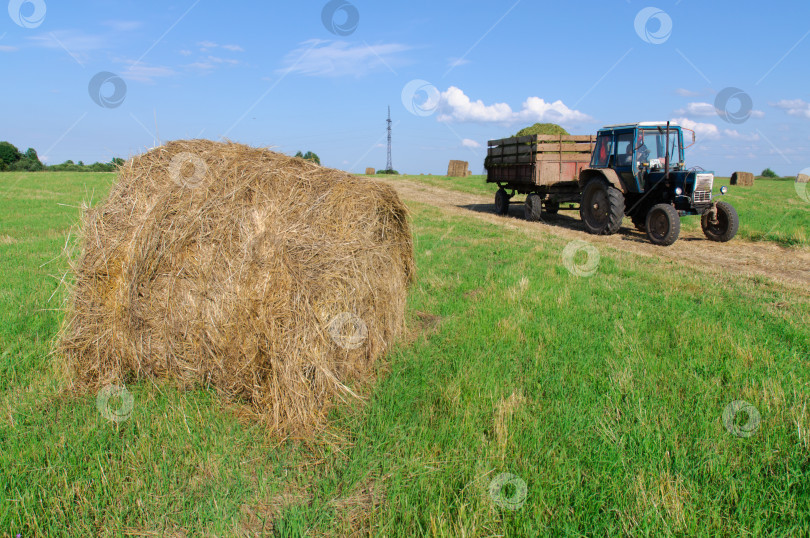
[645,203,681,246]
[580,179,625,235]
[701,201,739,242]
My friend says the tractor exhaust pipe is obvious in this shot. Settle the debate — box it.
[664,121,670,177]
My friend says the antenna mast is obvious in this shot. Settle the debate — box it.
[385,106,393,172]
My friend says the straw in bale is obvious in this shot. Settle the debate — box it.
[730,171,754,186]
[58,139,414,434]
[796,173,809,184]
[447,160,469,177]
[365,167,375,175]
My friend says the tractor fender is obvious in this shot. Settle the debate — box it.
[578,168,626,193]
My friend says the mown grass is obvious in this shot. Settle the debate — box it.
[381,174,810,247]
[1,172,809,535]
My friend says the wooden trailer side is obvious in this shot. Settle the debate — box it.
[534,135,596,187]
[486,135,596,188]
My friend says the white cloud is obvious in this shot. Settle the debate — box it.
[123,64,176,83]
[672,117,759,142]
[674,102,716,117]
[676,88,700,97]
[724,130,760,142]
[772,99,810,119]
[205,55,239,65]
[675,102,765,120]
[196,41,244,53]
[672,117,720,139]
[436,86,591,125]
[461,138,481,148]
[447,57,470,68]
[438,87,512,122]
[27,30,107,52]
[519,96,591,123]
[185,42,244,71]
[115,59,176,83]
[278,39,411,77]
[188,61,216,70]
[0,45,17,52]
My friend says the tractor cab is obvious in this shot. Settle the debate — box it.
[591,122,690,193]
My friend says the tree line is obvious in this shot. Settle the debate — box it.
[0,141,124,172]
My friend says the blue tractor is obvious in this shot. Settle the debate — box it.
[579,121,738,246]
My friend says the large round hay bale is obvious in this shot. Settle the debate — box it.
[58,140,414,434]
[796,173,809,184]
[730,171,754,186]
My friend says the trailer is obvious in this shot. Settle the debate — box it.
[484,123,739,246]
[485,134,596,220]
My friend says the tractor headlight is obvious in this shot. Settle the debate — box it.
[675,187,683,195]
[720,186,728,195]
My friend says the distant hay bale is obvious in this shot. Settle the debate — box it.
[797,173,809,184]
[730,171,754,186]
[58,139,414,435]
[365,167,375,175]
[447,160,469,177]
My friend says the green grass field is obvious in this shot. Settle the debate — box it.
[2,172,809,535]
[381,174,809,247]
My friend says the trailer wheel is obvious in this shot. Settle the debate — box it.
[525,193,543,222]
[580,179,624,235]
[544,200,560,214]
[701,201,739,242]
[494,188,510,216]
[645,203,680,246]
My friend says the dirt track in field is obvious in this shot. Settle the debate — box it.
[378,178,810,293]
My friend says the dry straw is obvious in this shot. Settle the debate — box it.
[58,139,414,434]
[447,160,469,178]
[730,171,755,186]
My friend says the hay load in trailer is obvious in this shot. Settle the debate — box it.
[58,139,414,434]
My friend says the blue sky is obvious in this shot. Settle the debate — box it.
[2,0,809,176]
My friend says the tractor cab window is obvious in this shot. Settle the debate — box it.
[592,134,612,167]
[616,133,634,167]
[638,129,682,169]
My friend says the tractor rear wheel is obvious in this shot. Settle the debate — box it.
[645,203,680,246]
[494,188,510,216]
[525,193,543,222]
[580,179,625,235]
[701,201,739,242]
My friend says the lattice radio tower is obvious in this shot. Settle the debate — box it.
[385,106,393,172]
